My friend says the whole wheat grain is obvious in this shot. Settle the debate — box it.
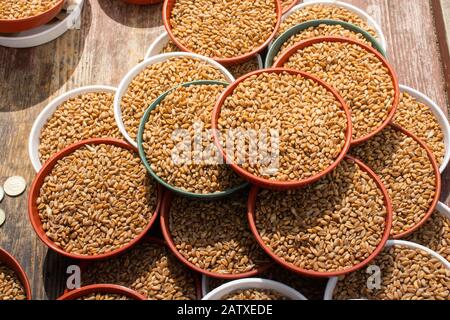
[274,23,372,62]
[82,241,198,300]
[405,211,450,261]
[142,84,244,194]
[218,71,348,181]
[351,126,438,237]
[280,41,395,141]
[170,0,278,59]
[39,92,121,163]
[0,262,26,300]
[121,57,227,140]
[0,0,60,19]
[37,144,157,256]
[255,158,387,273]
[78,293,131,300]
[159,39,260,79]
[168,193,270,275]
[333,245,450,300]
[278,4,376,37]
[224,289,288,300]
[394,92,445,165]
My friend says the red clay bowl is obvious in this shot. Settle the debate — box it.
[384,124,442,239]
[211,67,353,190]
[160,191,273,280]
[74,237,203,300]
[57,284,147,300]
[273,36,400,145]
[247,155,393,278]
[28,138,162,261]
[0,0,64,33]
[122,0,163,4]
[162,0,282,66]
[0,247,32,300]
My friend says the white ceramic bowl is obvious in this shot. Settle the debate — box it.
[145,31,264,69]
[28,85,117,173]
[399,85,450,173]
[202,275,218,297]
[202,278,308,300]
[278,0,387,53]
[436,201,450,220]
[114,52,235,147]
[324,239,450,300]
[0,0,84,48]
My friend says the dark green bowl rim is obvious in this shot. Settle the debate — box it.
[266,19,386,67]
[137,80,249,199]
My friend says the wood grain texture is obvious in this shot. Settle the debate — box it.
[0,0,448,299]
[442,0,450,48]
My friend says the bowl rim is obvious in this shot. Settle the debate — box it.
[162,0,283,66]
[28,85,117,173]
[279,0,387,52]
[144,31,265,70]
[273,36,400,145]
[0,247,32,300]
[436,201,450,220]
[0,0,65,33]
[201,278,307,300]
[398,84,450,174]
[387,124,442,239]
[27,137,163,261]
[114,52,235,148]
[0,0,64,23]
[281,0,299,15]
[160,190,273,280]
[247,155,394,278]
[323,239,450,300]
[57,284,147,300]
[71,236,204,300]
[266,18,386,67]
[211,67,353,190]
[137,79,249,199]
[0,0,84,46]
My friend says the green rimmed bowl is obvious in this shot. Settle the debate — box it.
[266,19,386,67]
[137,80,249,199]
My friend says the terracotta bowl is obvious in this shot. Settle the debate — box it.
[28,138,162,261]
[0,248,32,300]
[211,67,353,190]
[0,0,64,33]
[247,155,393,278]
[162,0,283,66]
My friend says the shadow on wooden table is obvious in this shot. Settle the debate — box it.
[42,249,75,300]
[98,0,164,28]
[0,1,93,113]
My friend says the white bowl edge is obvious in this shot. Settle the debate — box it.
[28,85,117,173]
[0,0,84,48]
[399,84,450,173]
[202,278,308,300]
[277,0,387,53]
[201,275,210,297]
[145,32,170,59]
[145,31,264,69]
[114,52,235,148]
[324,239,450,300]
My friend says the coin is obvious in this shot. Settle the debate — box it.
[3,176,27,197]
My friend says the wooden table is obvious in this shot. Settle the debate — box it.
[0,0,448,300]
